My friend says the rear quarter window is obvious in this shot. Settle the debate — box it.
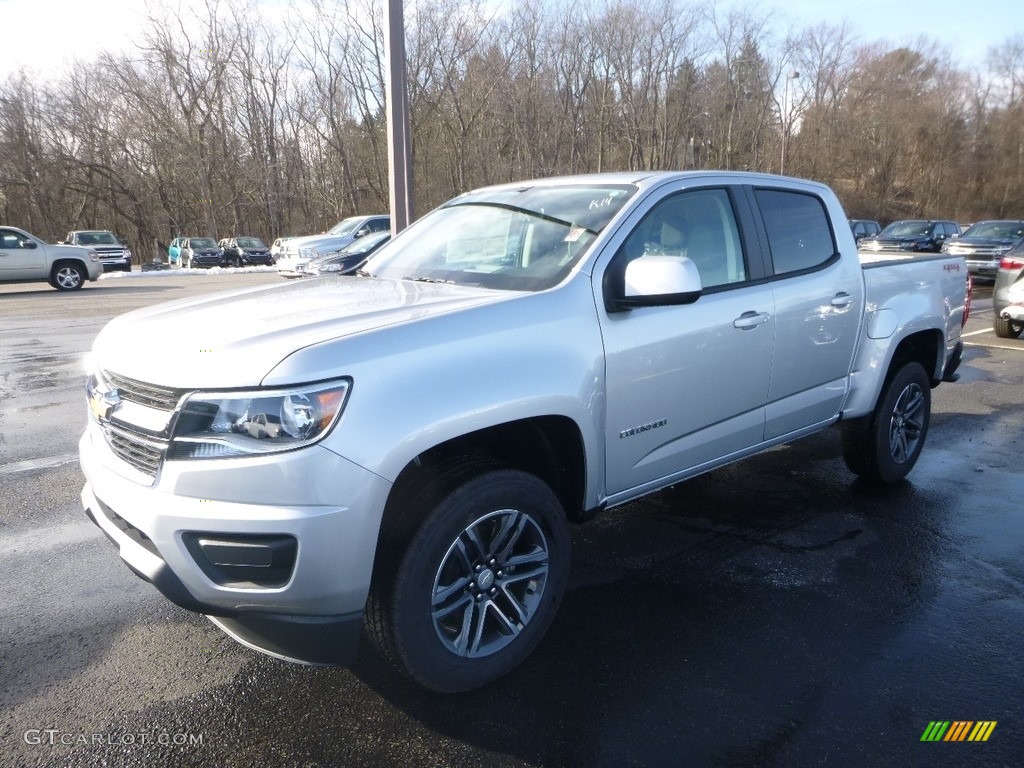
[754,189,836,275]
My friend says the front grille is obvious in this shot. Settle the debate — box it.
[104,371,185,411]
[947,244,1005,257]
[106,424,167,477]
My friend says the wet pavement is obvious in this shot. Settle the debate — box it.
[1,275,1022,767]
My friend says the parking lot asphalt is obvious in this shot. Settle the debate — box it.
[1,273,1022,767]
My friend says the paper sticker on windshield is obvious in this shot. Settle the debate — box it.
[565,226,586,242]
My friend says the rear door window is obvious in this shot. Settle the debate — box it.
[754,189,836,275]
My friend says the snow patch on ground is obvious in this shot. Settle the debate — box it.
[99,265,280,279]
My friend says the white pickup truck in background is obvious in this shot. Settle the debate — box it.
[0,225,102,290]
[79,171,969,692]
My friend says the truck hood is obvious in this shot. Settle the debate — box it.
[956,236,1018,248]
[285,234,355,252]
[92,277,509,387]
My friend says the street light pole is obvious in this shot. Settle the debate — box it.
[780,70,799,176]
[385,0,414,234]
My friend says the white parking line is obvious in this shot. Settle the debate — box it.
[965,342,1024,352]
[0,452,78,475]
[962,328,994,338]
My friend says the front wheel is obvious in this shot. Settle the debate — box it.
[368,467,571,692]
[993,315,1024,339]
[842,361,931,483]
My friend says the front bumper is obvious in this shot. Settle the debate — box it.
[965,258,999,277]
[79,424,392,665]
[192,255,226,267]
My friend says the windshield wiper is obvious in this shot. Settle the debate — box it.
[404,276,455,284]
[452,201,597,235]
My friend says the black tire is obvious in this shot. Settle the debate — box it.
[842,361,931,483]
[367,466,570,692]
[993,315,1024,339]
[50,262,86,291]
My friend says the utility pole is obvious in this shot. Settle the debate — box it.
[385,0,414,233]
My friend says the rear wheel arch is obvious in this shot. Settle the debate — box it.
[885,329,944,387]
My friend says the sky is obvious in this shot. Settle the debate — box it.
[0,0,1020,79]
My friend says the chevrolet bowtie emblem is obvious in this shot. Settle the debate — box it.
[89,385,121,423]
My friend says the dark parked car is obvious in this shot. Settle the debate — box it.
[942,220,1024,278]
[168,237,225,268]
[303,232,391,276]
[858,220,960,254]
[219,237,274,266]
[993,238,1024,338]
[849,219,881,243]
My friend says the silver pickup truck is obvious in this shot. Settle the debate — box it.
[80,172,969,692]
[0,226,102,290]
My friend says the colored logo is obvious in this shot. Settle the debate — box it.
[920,721,996,742]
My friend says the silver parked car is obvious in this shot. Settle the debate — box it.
[993,238,1024,338]
[282,215,390,260]
[943,220,1024,278]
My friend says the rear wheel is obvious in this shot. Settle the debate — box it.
[50,262,85,291]
[993,315,1024,339]
[842,361,931,483]
[367,466,570,692]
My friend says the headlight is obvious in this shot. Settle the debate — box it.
[319,263,342,273]
[88,250,100,262]
[168,380,351,459]
[299,247,317,259]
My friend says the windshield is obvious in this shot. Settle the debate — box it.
[962,221,1024,239]
[879,221,933,238]
[237,237,265,248]
[364,184,635,291]
[77,231,119,245]
[341,232,390,255]
[191,238,217,248]
[327,217,365,236]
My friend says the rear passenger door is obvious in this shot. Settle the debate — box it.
[748,186,864,440]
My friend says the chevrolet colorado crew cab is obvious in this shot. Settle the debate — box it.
[0,226,102,290]
[80,172,969,692]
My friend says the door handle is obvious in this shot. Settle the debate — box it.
[830,292,854,308]
[733,311,770,330]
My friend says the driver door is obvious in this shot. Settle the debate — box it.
[598,186,775,501]
[0,229,46,279]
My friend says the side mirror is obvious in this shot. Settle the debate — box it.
[25,240,38,249]
[355,228,369,237]
[612,256,702,311]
